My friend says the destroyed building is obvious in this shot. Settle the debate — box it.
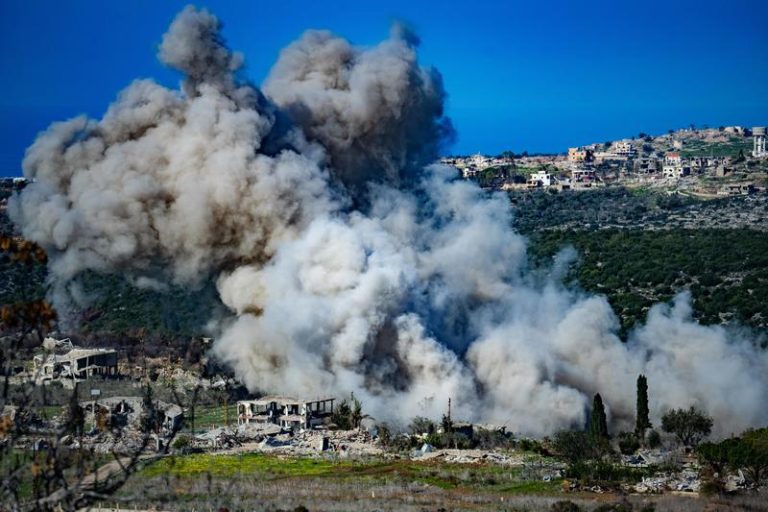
[33,338,118,382]
[237,396,335,430]
[81,396,184,436]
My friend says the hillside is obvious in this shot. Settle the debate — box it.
[2,182,767,343]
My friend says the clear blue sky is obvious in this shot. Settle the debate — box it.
[1,0,766,175]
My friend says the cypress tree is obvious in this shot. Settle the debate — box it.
[635,374,651,435]
[590,393,609,440]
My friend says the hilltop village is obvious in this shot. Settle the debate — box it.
[443,126,768,197]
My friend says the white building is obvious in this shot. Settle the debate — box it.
[527,170,553,187]
[753,127,766,158]
[663,166,689,179]
[612,141,637,157]
[662,152,690,178]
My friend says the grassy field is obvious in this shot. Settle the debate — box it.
[127,452,567,510]
[124,452,768,511]
[140,452,560,493]
[678,136,752,158]
[185,404,238,431]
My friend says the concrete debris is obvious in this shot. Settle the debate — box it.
[622,449,674,468]
[80,396,184,436]
[724,469,747,492]
[33,338,118,383]
[410,448,545,467]
[628,463,702,495]
[198,428,385,458]
[194,427,243,449]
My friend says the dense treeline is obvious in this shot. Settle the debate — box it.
[528,228,768,335]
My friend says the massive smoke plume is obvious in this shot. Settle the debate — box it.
[10,6,768,437]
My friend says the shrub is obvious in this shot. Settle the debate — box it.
[618,432,640,455]
[424,432,442,448]
[473,428,513,450]
[517,438,546,454]
[386,434,413,453]
[551,501,582,512]
[645,429,661,449]
[171,434,191,451]
[377,423,392,447]
[594,503,633,512]
[409,416,436,435]
[699,479,724,497]
[552,431,608,463]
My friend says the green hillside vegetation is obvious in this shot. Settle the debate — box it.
[528,229,768,336]
[0,264,220,337]
[3,186,767,344]
[74,271,223,337]
[679,136,753,158]
[510,187,700,233]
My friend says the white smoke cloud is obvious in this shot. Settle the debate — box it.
[10,6,768,437]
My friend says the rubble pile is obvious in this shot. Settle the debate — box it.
[194,427,385,457]
[411,448,541,467]
[77,431,150,455]
[624,462,702,495]
[267,429,383,457]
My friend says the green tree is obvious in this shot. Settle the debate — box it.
[377,423,392,447]
[590,393,609,440]
[349,397,369,429]
[331,399,352,430]
[661,406,712,448]
[139,385,158,434]
[698,431,768,488]
[552,431,600,464]
[441,413,454,434]
[729,428,768,485]
[408,416,436,435]
[635,374,651,435]
[698,437,741,476]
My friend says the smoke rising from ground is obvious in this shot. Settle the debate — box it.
[10,6,768,437]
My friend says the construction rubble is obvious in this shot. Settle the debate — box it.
[628,463,702,494]
[412,447,524,466]
[191,426,385,457]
